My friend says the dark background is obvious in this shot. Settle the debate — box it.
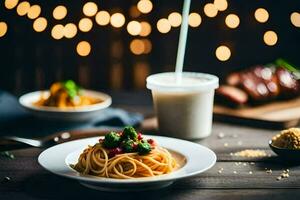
[0,0,299,94]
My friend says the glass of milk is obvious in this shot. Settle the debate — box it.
[146,72,219,139]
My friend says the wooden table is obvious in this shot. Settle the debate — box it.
[1,92,300,200]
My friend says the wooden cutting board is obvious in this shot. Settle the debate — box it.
[213,97,300,129]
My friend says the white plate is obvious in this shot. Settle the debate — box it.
[38,135,216,191]
[19,90,112,121]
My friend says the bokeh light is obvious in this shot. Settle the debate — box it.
[33,17,47,32]
[189,13,201,27]
[78,18,93,32]
[137,0,153,14]
[53,5,67,20]
[129,5,141,18]
[5,0,19,10]
[64,23,77,39]
[254,8,269,23]
[95,11,110,26]
[214,0,228,11]
[225,14,240,29]
[142,39,152,54]
[127,21,142,36]
[290,12,300,28]
[83,2,98,17]
[216,45,231,61]
[17,1,30,16]
[27,5,41,19]
[130,39,145,55]
[51,24,64,40]
[157,18,171,34]
[140,21,151,36]
[110,13,125,28]
[263,31,278,46]
[0,22,8,37]
[168,12,182,28]
[204,3,218,18]
[77,41,91,56]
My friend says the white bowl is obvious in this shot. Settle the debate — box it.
[19,90,112,121]
[38,135,217,191]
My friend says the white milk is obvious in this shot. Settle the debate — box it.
[147,72,219,139]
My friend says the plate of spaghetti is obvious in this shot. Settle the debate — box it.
[19,80,111,121]
[38,126,216,191]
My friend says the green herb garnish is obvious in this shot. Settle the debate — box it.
[122,126,138,140]
[62,80,81,99]
[103,131,121,148]
[275,58,300,79]
[137,141,151,155]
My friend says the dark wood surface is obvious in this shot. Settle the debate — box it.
[1,91,300,200]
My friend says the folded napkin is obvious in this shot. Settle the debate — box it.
[0,90,143,137]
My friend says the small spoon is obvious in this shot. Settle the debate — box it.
[269,140,300,161]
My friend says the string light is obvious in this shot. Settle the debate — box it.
[157,18,171,34]
[51,24,64,40]
[127,21,142,36]
[0,22,8,37]
[129,5,141,18]
[64,23,77,39]
[290,12,300,27]
[214,0,228,11]
[254,8,269,23]
[140,21,151,36]
[137,0,153,14]
[142,39,152,54]
[216,45,231,61]
[77,41,91,56]
[17,1,30,16]
[95,11,110,26]
[168,12,182,27]
[53,5,67,20]
[83,2,98,17]
[263,31,278,46]
[27,5,41,19]
[130,39,145,55]
[225,14,240,29]
[110,13,125,28]
[189,13,201,27]
[33,17,47,32]
[4,0,19,10]
[204,3,218,18]
[78,18,93,32]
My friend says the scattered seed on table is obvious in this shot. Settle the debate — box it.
[276,176,282,181]
[266,169,272,174]
[3,176,10,182]
[243,163,247,166]
[233,171,237,174]
[61,132,71,139]
[249,171,253,174]
[237,141,243,146]
[224,143,228,147]
[218,132,225,139]
[250,162,255,165]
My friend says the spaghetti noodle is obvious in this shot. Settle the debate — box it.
[72,126,177,179]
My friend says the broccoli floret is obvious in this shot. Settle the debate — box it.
[103,132,121,148]
[122,126,138,140]
[121,139,135,153]
[137,141,151,155]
